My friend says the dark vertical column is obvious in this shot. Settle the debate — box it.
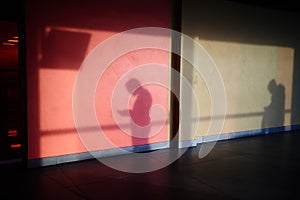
[291,44,300,126]
[169,0,182,147]
[18,0,28,167]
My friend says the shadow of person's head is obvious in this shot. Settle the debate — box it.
[268,79,277,94]
[267,79,285,97]
[126,79,141,95]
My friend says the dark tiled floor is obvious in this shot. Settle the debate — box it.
[1,130,300,200]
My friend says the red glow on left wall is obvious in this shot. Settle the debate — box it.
[26,0,170,159]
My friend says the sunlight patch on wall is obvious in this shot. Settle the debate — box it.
[181,38,294,137]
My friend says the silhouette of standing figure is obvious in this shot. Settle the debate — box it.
[119,79,152,152]
[262,79,285,129]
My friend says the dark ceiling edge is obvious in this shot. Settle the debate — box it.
[226,0,300,13]
[1,0,300,21]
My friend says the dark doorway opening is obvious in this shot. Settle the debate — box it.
[0,0,26,165]
[0,21,23,163]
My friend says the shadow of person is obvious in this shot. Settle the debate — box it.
[119,79,152,153]
[262,79,285,130]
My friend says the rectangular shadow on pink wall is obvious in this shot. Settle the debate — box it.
[28,27,92,160]
[41,28,91,69]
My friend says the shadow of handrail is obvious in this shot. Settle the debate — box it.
[40,109,291,135]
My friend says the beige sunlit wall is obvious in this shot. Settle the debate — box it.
[180,0,299,140]
[181,40,293,138]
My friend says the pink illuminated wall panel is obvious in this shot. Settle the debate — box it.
[26,0,170,159]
